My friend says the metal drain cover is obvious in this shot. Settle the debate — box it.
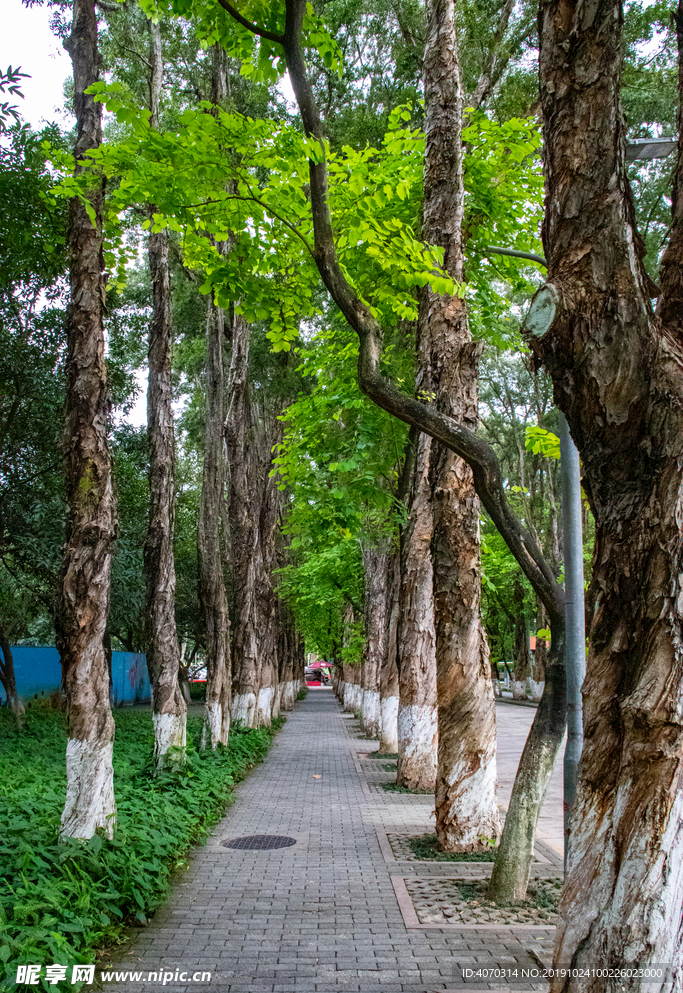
[221,834,296,850]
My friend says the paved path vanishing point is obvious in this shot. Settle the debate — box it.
[108,690,564,993]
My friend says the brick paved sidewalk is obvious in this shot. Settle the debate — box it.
[106,691,554,993]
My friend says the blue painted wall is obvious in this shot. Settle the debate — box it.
[0,646,151,707]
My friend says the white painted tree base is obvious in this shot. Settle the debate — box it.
[362,688,381,738]
[232,692,257,727]
[60,738,116,840]
[201,701,223,749]
[511,680,527,700]
[343,683,355,712]
[256,686,274,726]
[352,684,363,712]
[379,694,399,753]
[153,711,187,765]
[438,751,501,849]
[398,703,438,757]
[527,678,544,701]
[281,680,296,710]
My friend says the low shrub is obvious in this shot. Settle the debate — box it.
[296,688,307,700]
[0,709,284,990]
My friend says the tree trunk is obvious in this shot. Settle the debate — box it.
[397,430,438,790]
[379,549,400,753]
[530,597,547,701]
[224,315,259,726]
[253,417,284,725]
[342,662,355,712]
[529,1,683,983]
[361,542,390,739]
[143,18,186,766]
[0,626,24,719]
[198,300,230,748]
[57,0,116,840]
[512,581,531,699]
[421,0,500,850]
[487,615,566,900]
[278,608,296,711]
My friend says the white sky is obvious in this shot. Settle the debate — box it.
[3,0,151,426]
[3,0,73,131]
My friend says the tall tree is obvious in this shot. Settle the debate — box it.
[198,299,231,747]
[143,16,187,766]
[225,314,258,726]
[530,0,683,979]
[420,0,501,851]
[360,539,391,738]
[57,0,117,839]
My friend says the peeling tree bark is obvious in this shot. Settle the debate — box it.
[528,1,683,984]
[143,18,186,767]
[57,0,116,840]
[422,0,500,851]
[198,301,230,748]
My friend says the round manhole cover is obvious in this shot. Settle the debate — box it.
[221,835,297,850]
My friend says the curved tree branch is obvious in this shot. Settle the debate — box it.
[214,0,285,45]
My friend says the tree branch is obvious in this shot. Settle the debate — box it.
[214,0,285,45]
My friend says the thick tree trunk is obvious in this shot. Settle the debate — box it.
[57,0,116,840]
[422,0,500,849]
[143,19,186,766]
[0,626,24,719]
[379,550,400,753]
[527,2,683,984]
[361,542,390,739]
[397,431,438,790]
[198,301,230,747]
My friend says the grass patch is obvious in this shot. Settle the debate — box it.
[366,752,398,760]
[382,783,433,795]
[455,878,561,911]
[0,708,284,989]
[408,833,497,862]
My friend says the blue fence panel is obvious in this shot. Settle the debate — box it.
[0,647,151,707]
[110,652,150,706]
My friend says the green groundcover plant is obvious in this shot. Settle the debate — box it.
[0,708,285,990]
